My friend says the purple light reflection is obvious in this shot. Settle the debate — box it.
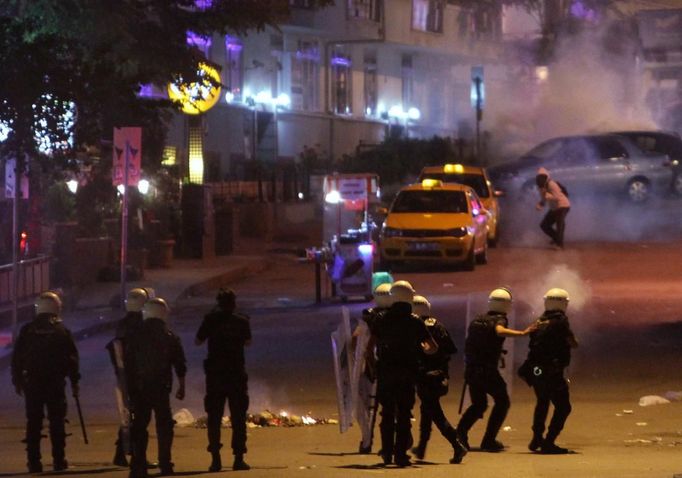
[195,0,212,10]
[225,35,243,52]
[187,31,212,51]
[331,56,351,67]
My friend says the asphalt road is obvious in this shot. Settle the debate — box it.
[2,231,682,477]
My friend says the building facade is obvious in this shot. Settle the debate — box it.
[162,0,508,181]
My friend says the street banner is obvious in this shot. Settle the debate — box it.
[331,306,354,433]
[4,158,29,199]
[112,127,142,186]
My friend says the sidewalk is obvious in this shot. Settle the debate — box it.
[0,253,270,369]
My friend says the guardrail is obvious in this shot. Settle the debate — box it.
[0,256,51,306]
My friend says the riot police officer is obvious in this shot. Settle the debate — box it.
[457,287,535,452]
[195,289,251,472]
[368,281,437,467]
[11,291,80,473]
[525,288,578,454]
[411,295,467,464]
[110,287,151,467]
[353,282,391,454]
[126,298,186,477]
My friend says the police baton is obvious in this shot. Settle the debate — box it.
[72,390,89,445]
[458,381,468,415]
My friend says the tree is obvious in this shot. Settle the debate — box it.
[0,0,331,170]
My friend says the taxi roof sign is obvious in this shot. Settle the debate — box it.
[444,164,465,174]
[421,179,443,188]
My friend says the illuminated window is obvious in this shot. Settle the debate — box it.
[292,41,320,112]
[348,0,382,22]
[331,53,352,115]
[412,0,444,33]
[162,146,177,166]
[188,126,204,184]
[225,36,243,100]
[364,53,377,116]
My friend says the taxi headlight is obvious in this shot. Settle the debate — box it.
[445,227,467,237]
[382,227,402,238]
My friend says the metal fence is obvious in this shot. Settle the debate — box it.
[0,256,51,306]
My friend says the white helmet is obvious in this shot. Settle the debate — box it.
[413,295,431,317]
[35,291,62,316]
[390,280,415,305]
[373,283,392,309]
[126,288,150,312]
[488,287,512,314]
[143,297,170,321]
[544,288,569,312]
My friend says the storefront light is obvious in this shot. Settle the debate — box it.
[66,179,78,194]
[138,179,150,195]
[407,107,421,120]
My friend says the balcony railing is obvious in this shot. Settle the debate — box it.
[0,256,51,306]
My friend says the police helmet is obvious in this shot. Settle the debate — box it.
[544,288,569,312]
[143,297,170,321]
[373,283,392,309]
[412,295,431,317]
[488,287,512,314]
[35,291,62,316]
[126,288,150,312]
[390,280,415,305]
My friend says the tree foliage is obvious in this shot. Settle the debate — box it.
[0,0,331,167]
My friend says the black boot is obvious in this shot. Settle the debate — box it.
[53,459,68,471]
[208,452,222,472]
[233,455,250,471]
[528,434,544,452]
[410,442,426,460]
[450,438,468,464]
[113,446,129,467]
[540,440,569,454]
[479,438,505,452]
[27,461,43,474]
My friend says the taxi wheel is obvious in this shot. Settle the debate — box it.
[476,243,488,265]
[463,246,476,271]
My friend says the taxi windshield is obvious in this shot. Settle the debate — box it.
[418,172,489,198]
[391,190,468,213]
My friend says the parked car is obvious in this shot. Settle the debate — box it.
[612,130,682,195]
[418,163,502,246]
[488,134,674,203]
[379,180,489,270]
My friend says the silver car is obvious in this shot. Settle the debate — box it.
[489,134,673,203]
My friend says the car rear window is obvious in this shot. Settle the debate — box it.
[417,172,490,197]
[391,190,468,213]
[593,137,628,160]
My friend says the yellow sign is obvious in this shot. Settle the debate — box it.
[167,63,222,115]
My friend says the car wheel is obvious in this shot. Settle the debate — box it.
[476,241,488,265]
[463,245,476,271]
[674,174,682,196]
[626,178,650,203]
[488,227,499,248]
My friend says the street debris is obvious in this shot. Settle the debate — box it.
[636,422,648,427]
[502,426,514,432]
[639,395,671,407]
[176,409,335,429]
[623,409,634,414]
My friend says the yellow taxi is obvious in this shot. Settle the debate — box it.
[418,164,501,246]
[379,180,489,270]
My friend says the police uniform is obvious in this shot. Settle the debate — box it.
[125,317,186,477]
[11,313,80,473]
[526,310,575,453]
[414,316,466,463]
[196,305,251,470]
[370,302,430,466]
[457,311,510,451]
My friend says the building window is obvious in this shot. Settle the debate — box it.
[292,41,320,112]
[225,36,243,100]
[412,0,444,33]
[364,54,378,116]
[348,0,382,22]
[401,54,414,107]
[331,53,352,115]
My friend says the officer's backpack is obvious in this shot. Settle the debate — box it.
[464,314,499,363]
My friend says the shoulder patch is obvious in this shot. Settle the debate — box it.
[424,318,437,327]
